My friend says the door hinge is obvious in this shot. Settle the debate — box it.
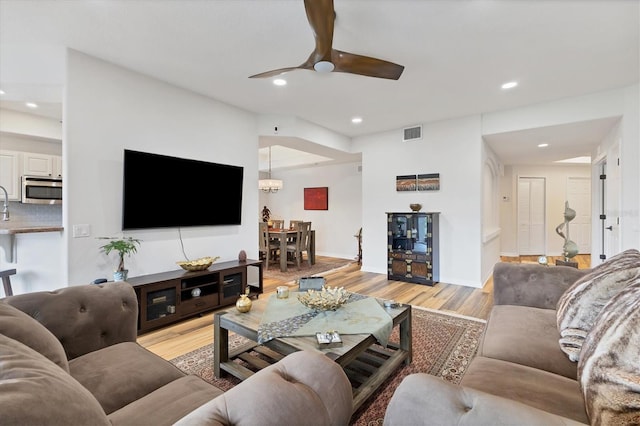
[599,174,606,180]
[600,254,607,260]
[599,214,606,220]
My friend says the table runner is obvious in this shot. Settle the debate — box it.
[257,292,393,347]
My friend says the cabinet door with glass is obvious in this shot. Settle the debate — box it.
[387,212,439,285]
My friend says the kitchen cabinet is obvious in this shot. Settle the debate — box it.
[53,155,62,178]
[387,212,440,285]
[0,150,21,200]
[23,152,55,177]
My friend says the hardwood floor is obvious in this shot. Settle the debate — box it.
[138,254,590,360]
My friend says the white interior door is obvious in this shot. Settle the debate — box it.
[566,177,591,254]
[518,177,546,255]
[604,145,621,258]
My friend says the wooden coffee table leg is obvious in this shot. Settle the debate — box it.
[399,305,412,364]
[214,312,229,378]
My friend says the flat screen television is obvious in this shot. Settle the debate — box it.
[122,149,243,229]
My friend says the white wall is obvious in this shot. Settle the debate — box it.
[259,162,362,260]
[499,164,591,257]
[62,49,259,286]
[0,109,62,141]
[354,115,483,288]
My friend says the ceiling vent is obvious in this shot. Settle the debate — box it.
[403,125,422,142]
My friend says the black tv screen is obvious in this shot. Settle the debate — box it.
[122,149,243,229]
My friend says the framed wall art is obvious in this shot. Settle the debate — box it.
[304,187,328,210]
[417,173,440,191]
[396,175,417,192]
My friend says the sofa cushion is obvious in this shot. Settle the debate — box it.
[479,305,577,379]
[461,356,588,424]
[578,279,640,425]
[108,375,223,425]
[0,334,109,426]
[556,248,640,361]
[69,341,185,415]
[0,300,69,372]
[176,350,353,426]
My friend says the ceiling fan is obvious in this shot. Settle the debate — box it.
[249,0,404,80]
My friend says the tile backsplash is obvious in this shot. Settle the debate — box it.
[4,201,62,226]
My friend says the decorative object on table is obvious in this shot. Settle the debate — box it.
[297,286,351,311]
[417,173,440,191]
[538,255,549,266]
[316,331,343,349]
[261,205,271,222]
[383,299,400,309]
[176,256,219,271]
[191,288,201,298]
[396,175,417,191]
[304,187,328,210]
[409,203,422,212]
[276,285,289,299]
[98,236,142,281]
[298,276,326,291]
[555,201,579,262]
[235,286,252,313]
[238,250,247,262]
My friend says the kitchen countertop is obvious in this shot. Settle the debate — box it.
[0,225,64,235]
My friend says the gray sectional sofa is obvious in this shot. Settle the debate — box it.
[385,251,640,425]
[0,281,353,425]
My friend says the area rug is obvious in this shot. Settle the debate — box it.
[262,257,354,282]
[169,306,485,425]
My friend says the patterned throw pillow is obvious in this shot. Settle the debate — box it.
[578,279,640,425]
[556,248,640,361]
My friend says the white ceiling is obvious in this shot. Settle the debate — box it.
[0,0,638,169]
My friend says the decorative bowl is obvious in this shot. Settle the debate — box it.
[409,203,422,212]
[298,286,351,311]
[176,256,219,271]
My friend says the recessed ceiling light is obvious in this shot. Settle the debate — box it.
[538,143,549,148]
[351,117,363,124]
[25,102,38,108]
[273,79,287,86]
[501,81,518,89]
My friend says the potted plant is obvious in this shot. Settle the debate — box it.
[98,236,141,281]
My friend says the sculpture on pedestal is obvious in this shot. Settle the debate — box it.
[555,201,579,261]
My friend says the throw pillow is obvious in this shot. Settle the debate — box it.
[578,279,640,425]
[556,248,640,361]
[0,301,69,371]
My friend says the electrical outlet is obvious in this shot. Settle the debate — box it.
[72,224,91,238]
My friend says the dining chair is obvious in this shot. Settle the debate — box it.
[270,219,284,230]
[286,221,311,269]
[1,268,16,297]
[289,220,303,230]
[258,222,279,270]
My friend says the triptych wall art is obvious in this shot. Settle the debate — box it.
[396,173,440,192]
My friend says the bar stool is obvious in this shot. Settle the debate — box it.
[1,268,16,297]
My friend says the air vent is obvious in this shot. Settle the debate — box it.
[403,125,422,142]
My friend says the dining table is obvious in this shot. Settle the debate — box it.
[268,228,316,272]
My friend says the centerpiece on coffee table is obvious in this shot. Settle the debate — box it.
[298,286,351,311]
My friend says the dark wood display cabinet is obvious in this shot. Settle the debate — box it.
[387,212,440,286]
[128,259,263,334]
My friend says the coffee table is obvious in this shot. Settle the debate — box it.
[213,294,411,412]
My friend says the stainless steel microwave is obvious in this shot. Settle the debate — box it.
[21,176,62,205]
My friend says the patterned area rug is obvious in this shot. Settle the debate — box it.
[262,257,355,282]
[169,306,485,425]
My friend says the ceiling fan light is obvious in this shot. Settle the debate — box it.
[314,61,335,73]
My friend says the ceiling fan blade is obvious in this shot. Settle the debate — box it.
[332,50,405,80]
[304,0,335,61]
[249,67,302,79]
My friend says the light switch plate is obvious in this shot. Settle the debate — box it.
[72,224,91,238]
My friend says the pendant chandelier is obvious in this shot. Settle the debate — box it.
[258,146,283,193]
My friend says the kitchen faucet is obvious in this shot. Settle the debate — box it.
[0,185,9,221]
